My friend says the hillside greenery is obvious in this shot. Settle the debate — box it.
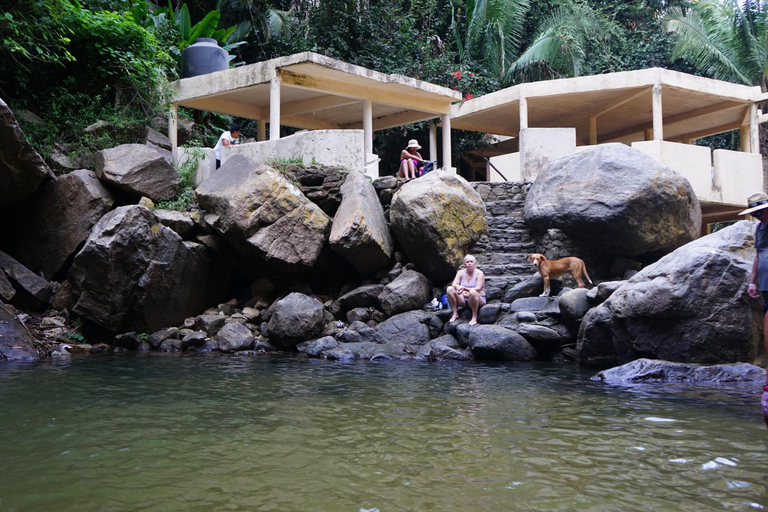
[4,0,757,176]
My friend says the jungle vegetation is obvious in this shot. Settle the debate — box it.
[1,0,764,175]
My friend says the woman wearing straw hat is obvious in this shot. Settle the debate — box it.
[739,193,768,404]
[398,139,426,181]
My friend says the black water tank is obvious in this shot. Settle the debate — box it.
[182,38,229,78]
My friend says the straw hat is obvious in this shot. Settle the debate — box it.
[407,139,422,150]
[739,193,768,216]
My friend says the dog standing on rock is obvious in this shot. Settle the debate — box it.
[527,253,593,297]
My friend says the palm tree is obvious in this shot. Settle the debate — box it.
[460,0,617,85]
[664,0,768,91]
[217,0,293,42]
[504,2,617,84]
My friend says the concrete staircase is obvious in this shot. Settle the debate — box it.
[470,183,537,302]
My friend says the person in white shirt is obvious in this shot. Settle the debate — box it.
[214,124,241,169]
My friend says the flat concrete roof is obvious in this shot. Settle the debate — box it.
[451,68,762,144]
[169,52,462,132]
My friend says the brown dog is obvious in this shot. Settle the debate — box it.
[527,253,593,297]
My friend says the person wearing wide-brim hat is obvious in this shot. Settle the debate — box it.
[740,192,768,389]
[398,139,426,181]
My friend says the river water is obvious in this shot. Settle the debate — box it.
[0,354,765,511]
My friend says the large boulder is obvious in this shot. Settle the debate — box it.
[378,270,433,317]
[329,171,393,275]
[390,171,487,281]
[338,284,385,312]
[5,170,116,279]
[593,358,766,384]
[373,311,432,345]
[68,205,231,333]
[524,144,701,256]
[577,221,762,368]
[0,97,54,207]
[0,302,40,361]
[266,292,325,350]
[94,144,180,200]
[196,156,331,272]
[467,325,538,361]
[0,250,53,312]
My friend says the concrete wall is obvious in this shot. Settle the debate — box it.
[632,140,763,207]
[177,147,216,187]
[488,152,521,182]
[714,149,763,207]
[519,128,576,180]
[632,140,714,201]
[227,129,374,177]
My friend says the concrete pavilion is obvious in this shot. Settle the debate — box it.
[167,51,461,180]
[451,67,767,231]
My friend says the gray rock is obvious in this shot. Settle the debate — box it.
[154,209,195,236]
[379,270,432,317]
[0,96,53,206]
[373,175,398,191]
[329,171,393,275]
[524,144,701,256]
[266,292,325,350]
[337,330,364,344]
[503,273,563,302]
[114,332,143,351]
[68,205,231,333]
[95,144,179,200]
[390,171,487,281]
[558,288,591,321]
[374,311,431,345]
[181,330,208,349]
[0,301,39,361]
[593,358,766,384]
[417,336,472,361]
[296,336,339,357]
[159,338,183,352]
[5,170,116,279]
[147,327,179,349]
[145,127,172,150]
[595,281,625,303]
[467,325,538,361]
[0,272,15,302]
[196,157,331,272]
[346,307,370,324]
[215,322,254,352]
[338,284,384,311]
[517,323,561,343]
[508,296,561,314]
[194,314,226,336]
[0,250,53,312]
[477,303,501,324]
[578,221,762,367]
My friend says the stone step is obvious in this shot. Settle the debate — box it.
[487,217,528,229]
[481,263,535,276]
[475,252,533,266]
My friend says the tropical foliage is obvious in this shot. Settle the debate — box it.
[665,0,768,90]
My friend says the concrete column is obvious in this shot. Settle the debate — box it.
[169,103,178,162]
[750,103,759,154]
[520,95,529,130]
[269,77,281,140]
[257,121,266,142]
[589,116,597,145]
[652,84,663,141]
[741,125,750,152]
[429,122,438,161]
[441,114,452,170]
[362,99,373,156]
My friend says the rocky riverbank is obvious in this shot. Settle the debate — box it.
[1,97,765,381]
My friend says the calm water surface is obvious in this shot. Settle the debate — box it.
[0,354,765,512]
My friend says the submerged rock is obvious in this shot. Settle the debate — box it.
[594,358,766,384]
[0,302,40,361]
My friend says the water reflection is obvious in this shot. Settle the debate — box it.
[0,355,765,511]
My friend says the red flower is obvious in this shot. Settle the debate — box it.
[464,93,474,100]
[452,71,461,79]
[452,86,458,90]
[468,72,475,77]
